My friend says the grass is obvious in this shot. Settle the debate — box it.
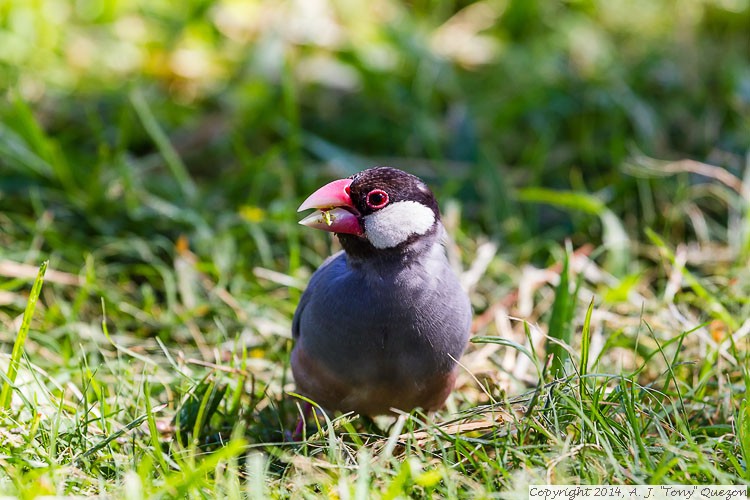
[1,0,749,496]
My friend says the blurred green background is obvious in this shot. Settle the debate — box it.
[3,0,749,256]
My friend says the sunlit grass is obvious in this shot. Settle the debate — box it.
[0,0,749,496]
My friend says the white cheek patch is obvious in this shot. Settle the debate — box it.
[363,200,436,249]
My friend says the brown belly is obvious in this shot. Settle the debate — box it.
[291,345,458,415]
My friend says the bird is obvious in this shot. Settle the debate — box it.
[292,166,472,416]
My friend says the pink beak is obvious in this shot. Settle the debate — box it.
[297,178,364,235]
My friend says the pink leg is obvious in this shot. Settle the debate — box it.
[292,402,313,439]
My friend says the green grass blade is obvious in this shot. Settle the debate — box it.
[579,297,595,396]
[9,94,79,194]
[547,249,573,378]
[130,89,197,201]
[518,187,605,214]
[0,260,47,410]
[77,403,168,461]
[144,378,171,474]
[159,437,247,497]
[0,121,54,178]
[518,188,630,275]
[246,452,269,500]
[471,336,537,372]
[645,228,737,329]
[737,398,750,480]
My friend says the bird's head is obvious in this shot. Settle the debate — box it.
[298,167,440,253]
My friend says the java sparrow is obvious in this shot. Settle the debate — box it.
[292,167,471,416]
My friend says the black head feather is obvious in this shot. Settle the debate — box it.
[347,167,440,219]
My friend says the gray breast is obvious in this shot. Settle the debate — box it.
[296,244,471,386]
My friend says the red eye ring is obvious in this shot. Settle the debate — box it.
[366,189,389,209]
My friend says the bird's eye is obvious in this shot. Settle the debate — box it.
[366,189,389,209]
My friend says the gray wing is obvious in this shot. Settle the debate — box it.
[292,251,346,341]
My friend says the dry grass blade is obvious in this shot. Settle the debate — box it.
[0,260,81,286]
